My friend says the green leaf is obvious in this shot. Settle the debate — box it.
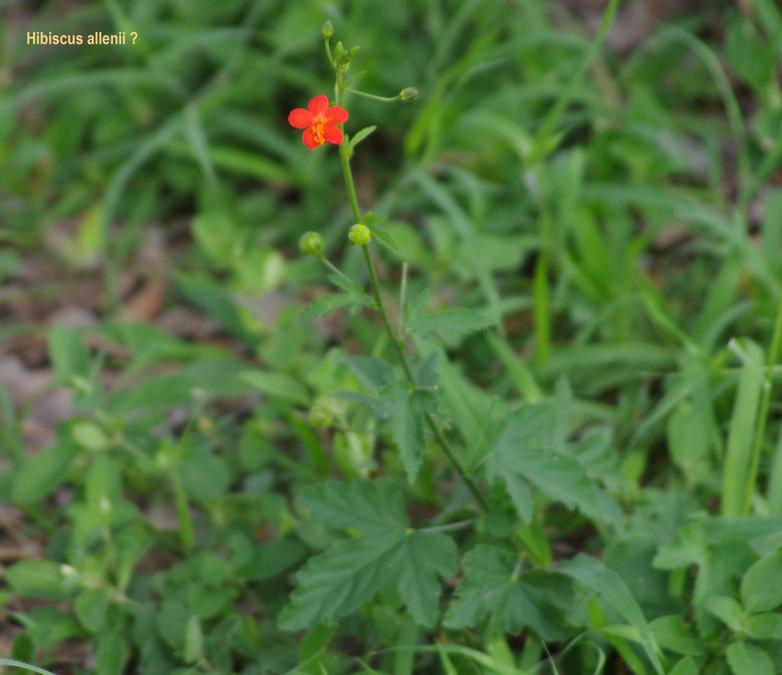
[183,615,203,664]
[5,560,75,600]
[486,403,604,523]
[95,631,129,675]
[341,356,393,391]
[558,554,664,675]
[47,325,90,385]
[704,596,745,631]
[741,551,782,613]
[649,615,704,657]
[12,441,78,506]
[302,292,363,318]
[390,378,426,483]
[444,545,570,640]
[667,399,711,487]
[301,480,407,533]
[408,308,494,345]
[157,600,189,649]
[726,642,775,675]
[192,212,237,262]
[721,339,764,517]
[75,589,109,632]
[348,125,376,150]
[745,612,782,640]
[668,657,699,675]
[179,451,230,502]
[280,481,457,630]
[241,370,309,405]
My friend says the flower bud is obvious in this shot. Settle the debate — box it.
[399,87,418,102]
[299,231,324,256]
[349,46,360,57]
[334,41,345,61]
[348,223,372,246]
[321,20,334,39]
[308,403,333,429]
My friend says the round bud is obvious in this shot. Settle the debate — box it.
[196,416,214,434]
[299,231,324,256]
[348,223,372,246]
[399,87,418,102]
[349,46,360,57]
[308,404,333,429]
[321,20,334,39]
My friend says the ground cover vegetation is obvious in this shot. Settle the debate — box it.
[3,1,782,673]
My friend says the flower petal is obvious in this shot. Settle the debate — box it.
[307,95,330,115]
[288,108,312,129]
[323,124,344,145]
[302,127,321,149]
[326,105,349,124]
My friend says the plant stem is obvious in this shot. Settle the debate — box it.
[742,291,782,515]
[336,136,488,510]
[339,143,362,223]
[345,88,400,102]
[171,470,194,550]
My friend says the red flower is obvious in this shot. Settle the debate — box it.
[288,95,349,149]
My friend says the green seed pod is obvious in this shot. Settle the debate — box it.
[321,20,334,39]
[348,223,372,246]
[299,231,324,256]
[308,403,333,429]
[399,87,418,102]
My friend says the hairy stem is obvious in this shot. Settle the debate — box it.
[336,125,487,509]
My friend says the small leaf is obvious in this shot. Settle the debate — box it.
[95,631,129,675]
[302,292,361,318]
[48,326,90,385]
[745,612,782,640]
[487,404,604,522]
[741,551,782,613]
[75,589,109,632]
[183,615,203,664]
[12,441,78,506]
[558,554,664,675]
[390,377,426,483]
[301,480,408,533]
[241,370,309,405]
[341,356,393,391]
[444,545,570,640]
[408,308,494,345]
[5,560,75,600]
[649,615,704,657]
[157,600,189,649]
[348,125,376,149]
[668,657,699,675]
[704,596,745,632]
[179,451,230,502]
[726,642,775,675]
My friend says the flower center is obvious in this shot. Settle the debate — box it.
[311,114,327,145]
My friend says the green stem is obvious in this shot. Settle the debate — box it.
[345,88,400,102]
[360,224,487,509]
[171,470,194,550]
[335,75,487,511]
[742,292,782,515]
[321,255,354,288]
[339,142,362,223]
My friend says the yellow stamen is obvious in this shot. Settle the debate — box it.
[311,114,327,145]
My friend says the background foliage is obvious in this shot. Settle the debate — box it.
[3,0,782,673]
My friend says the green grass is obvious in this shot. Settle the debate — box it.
[3,0,782,673]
